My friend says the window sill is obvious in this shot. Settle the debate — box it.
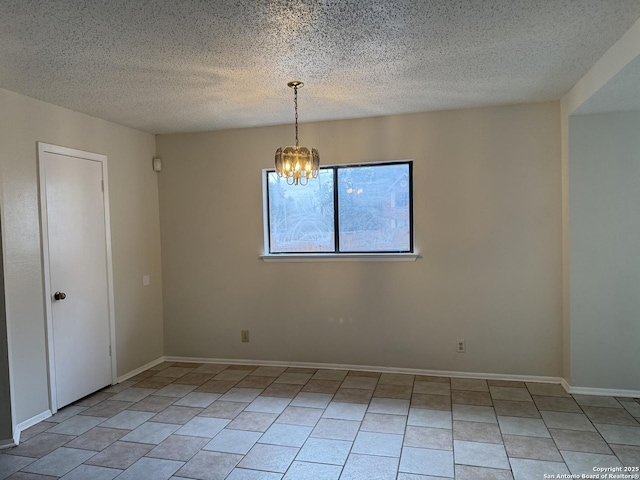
[259,253,419,262]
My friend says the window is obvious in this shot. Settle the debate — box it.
[264,161,413,255]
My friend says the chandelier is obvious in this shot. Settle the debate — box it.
[275,81,320,186]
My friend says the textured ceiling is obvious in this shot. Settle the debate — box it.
[1,1,640,134]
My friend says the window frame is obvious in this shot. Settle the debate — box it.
[261,160,417,261]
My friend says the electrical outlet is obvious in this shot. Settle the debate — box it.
[241,330,250,343]
[456,339,466,353]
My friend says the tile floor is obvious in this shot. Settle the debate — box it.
[1,362,639,480]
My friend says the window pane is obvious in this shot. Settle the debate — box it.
[268,170,335,252]
[337,164,411,252]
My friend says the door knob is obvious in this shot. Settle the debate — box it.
[54,292,67,300]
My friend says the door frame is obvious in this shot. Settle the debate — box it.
[37,142,117,414]
[0,174,17,445]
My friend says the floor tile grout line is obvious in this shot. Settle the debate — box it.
[4,363,640,479]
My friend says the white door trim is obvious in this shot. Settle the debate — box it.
[0,171,18,443]
[37,142,117,414]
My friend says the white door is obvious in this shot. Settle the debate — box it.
[39,144,114,410]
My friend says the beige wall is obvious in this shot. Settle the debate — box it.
[0,88,164,427]
[560,16,640,391]
[157,102,563,377]
[568,112,640,390]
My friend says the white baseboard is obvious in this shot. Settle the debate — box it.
[117,356,165,383]
[10,357,631,450]
[163,355,566,386]
[0,438,15,450]
[11,410,52,445]
[568,385,640,398]
[157,355,640,398]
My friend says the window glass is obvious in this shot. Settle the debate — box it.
[268,169,335,253]
[265,161,412,254]
[337,163,411,252]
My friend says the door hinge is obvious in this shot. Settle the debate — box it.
[109,345,112,356]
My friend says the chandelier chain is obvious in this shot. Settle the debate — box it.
[293,85,299,147]
[274,80,319,186]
